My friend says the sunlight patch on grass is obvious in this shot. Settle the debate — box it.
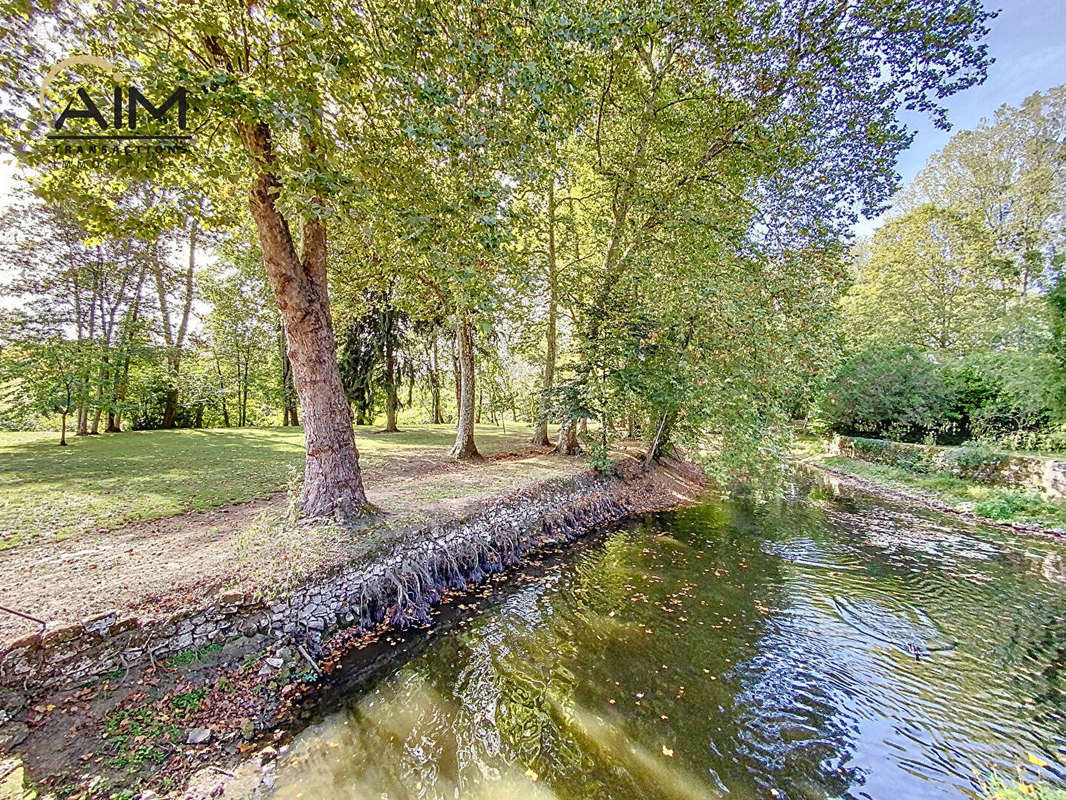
[0,423,544,547]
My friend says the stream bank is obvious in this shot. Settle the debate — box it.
[0,454,705,799]
[176,468,1066,800]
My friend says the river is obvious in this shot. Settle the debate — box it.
[258,470,1066,799]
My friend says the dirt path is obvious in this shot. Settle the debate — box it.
[0,446,582,642]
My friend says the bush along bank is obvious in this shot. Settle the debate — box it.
[0,455,705,800]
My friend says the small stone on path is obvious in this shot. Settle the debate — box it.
[186,727,212,745]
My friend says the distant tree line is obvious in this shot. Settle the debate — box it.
[815,88,1066,449]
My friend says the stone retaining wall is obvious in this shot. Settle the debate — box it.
[827,435,1066,499]
[0,460,699,693]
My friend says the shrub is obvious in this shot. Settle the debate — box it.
[948,350,1059,441]
[585,441,614,474]
[992,425,1066,454]
[973,489,1056,521]
[935,442,1008,481]
[817,346,1064,446]
[816,347,958,442]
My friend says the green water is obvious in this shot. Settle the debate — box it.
[264,473,1066,799]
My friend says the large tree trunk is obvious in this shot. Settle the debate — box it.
[449,316,481,460]
[554,418,581,456]
[161,381,179,429]
[532,183,558,447]
[241,121,369,520]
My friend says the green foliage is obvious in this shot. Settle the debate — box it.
[584,440,613,475]
[0,0,1000,482]
[907,87,1066,296]
[972,489,1058,522]
[937,442,1006,473]
[820,88,1066,456]
[843,205,1013,354]
[818,345,1064,445]
[817,347,958,442]
[102,706,181,770]
[170,687,209,709]
[164,643,222,669]
[849,436,939,473]
[992,426,1066,455]
[949,348,1062,439]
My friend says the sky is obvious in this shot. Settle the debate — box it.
[854,0,1066,236]
[2,1,1065,234]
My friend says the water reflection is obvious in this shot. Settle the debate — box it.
[263,475,1066,800]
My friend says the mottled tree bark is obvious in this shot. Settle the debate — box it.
[449,316,481,460]
[554,418,581,456]
[532,183,558,447]
[240,121,369,520]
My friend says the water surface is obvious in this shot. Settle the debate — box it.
[265,473,1066,799]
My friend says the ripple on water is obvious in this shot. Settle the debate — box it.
[257,486,1066,800]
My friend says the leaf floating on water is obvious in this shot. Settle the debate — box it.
[1028,753,1050,768]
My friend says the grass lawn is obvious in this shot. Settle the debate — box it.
[790,432,826,459]
[0,423,545,547]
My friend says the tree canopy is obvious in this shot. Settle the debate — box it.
[0,0,997,514]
